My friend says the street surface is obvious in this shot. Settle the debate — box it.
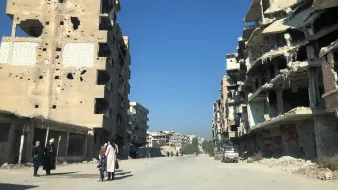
[0,155,337,190]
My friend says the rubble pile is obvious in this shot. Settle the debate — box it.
[257,156,315,167]
[1,163,19,169]
[89,158,98,164]
[294,167,338,181]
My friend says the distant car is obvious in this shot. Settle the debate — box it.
[221,146,239,163]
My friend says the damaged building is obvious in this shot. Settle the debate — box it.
[0,0,131,164]
[213,0,338,160]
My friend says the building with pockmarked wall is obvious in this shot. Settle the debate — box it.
[0,0,131,164]
[213,0,338,160]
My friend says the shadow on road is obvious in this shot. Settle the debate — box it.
[49,171,80,176]
[0,183,38,190]
[115,171,131,176]
[114,174,133,180]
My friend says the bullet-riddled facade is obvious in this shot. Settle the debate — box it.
[214,0,338,160]
[0,0,131,164]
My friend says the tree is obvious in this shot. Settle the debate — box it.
[180,138,200,155]
[180,144,199,154]
[192,137,199,146]
[202,140,215,156]
[152,140,166,148]
[152,141,160,148]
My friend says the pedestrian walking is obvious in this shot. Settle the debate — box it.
[105,140,118,180]
[170,151,173,157]
[167,152,170,157]
[98,146,107,182]
[32,141,43,177]
[43,138,56,175]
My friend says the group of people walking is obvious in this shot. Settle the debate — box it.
[32,138,119,182]
[31,138,56,177]
[98,140,119,182]
[167,150,183,157]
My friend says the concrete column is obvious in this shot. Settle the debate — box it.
[313,68,321,106]
[314,115,338,160]
[308,68,317,108]
[84,134,88,158]
[258,75,263,87]
[23,123,34,163]
[276,90,284,114]
[8,124,16,164]
[264,91,270,120]
[65,130,69,158]
[86,130,94,159]
[7,20,17,65]
[266,66,271,82]
[274,63,279,77]
[296,120,317,159]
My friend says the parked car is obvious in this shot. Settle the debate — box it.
[221,146,239,163]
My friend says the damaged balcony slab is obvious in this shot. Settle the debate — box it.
[247,41,309,75]
[251,107,313,130]
[264,0,308,15]
[246,27,264,48]
[248,83,273,102]
[313,0,338,10]
[262,6,321,35]
[244,0,262,23]
[248,62,309,102]
[319,38,338,58]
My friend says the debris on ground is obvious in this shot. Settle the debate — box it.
[257,156,315,167]
[1,163,19,169]
[1,163,9,168]
[254,156,338,181]
[247,158,253,163]
[294,166,338,181]
[88,158,98,164]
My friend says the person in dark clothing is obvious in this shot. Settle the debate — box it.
[98,146,107,182]
[167,152,170,157]
[32,141,43,177]
[43,138,56,175]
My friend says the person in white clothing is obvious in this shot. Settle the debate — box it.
[105,140,118,180]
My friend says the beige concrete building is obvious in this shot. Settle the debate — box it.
[147,131,175,147]
[0,0,131,164]
[170,132,189,148]
[128,102,149,147]
[215,0,338,160]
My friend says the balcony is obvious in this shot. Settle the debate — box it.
[94,98,110,118]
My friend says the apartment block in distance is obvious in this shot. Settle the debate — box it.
[128,102,149,147]
[0,0,131,164]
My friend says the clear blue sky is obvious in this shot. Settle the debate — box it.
[0,0,252,139]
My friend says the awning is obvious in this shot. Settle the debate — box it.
[263,7,319,34]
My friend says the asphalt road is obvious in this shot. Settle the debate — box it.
[0,155,337,190]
